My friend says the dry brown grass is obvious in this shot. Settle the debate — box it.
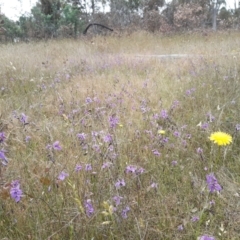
[1,31,240,239]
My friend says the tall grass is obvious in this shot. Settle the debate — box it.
[1,31,240,239]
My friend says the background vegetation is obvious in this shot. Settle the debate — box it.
[1,0,240,42]
[1,31,240,239]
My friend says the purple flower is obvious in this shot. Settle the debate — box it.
[109,115,119,128]
[0,132,6,143]
[0,150,8,166]
[58,171,69,181]
[53,141,62,151]
[172,160,177,166]
[152,149,161,156]
[85,97,93,104]
[115,179,126,189]
[199,235,215,240]
[171,100,179,109]
[113,195,123,206]
[85,164,92,171]
[177,224,184,231]
[201,122,209,130]
[85,199,94,217]
[121,206,130,219]
[206,173,222,193]
[197,147,203,154]
[136,167,145,175]
[75,164,82,172]
[101,162,112,169]
[207,113,215,122]
[92,144,101,152]
[173,131,180,137]
[186,88,195,96]
[236,124,240,131]
[209,200,215,205]
[25,136,31,143]
[150,182,158,188]
[103,134,112,143]
[10,180,23,203]
[77,133,87,141]
[125,165,137,174]
[162,137,169,143]
[20,113,28,124]
[191,216,199,222]
[160,110,168,119]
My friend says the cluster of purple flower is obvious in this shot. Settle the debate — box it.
[206,173,222,193]
[125,165,145,175]
[46,141,62,151]
[10,180,23,203]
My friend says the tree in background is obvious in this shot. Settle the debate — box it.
[0,0,239,42]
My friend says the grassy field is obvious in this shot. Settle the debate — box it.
[1,31,240,239]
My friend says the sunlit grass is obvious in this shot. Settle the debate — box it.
[1,31,240,239]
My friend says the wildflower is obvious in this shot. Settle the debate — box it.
[0,150,8,166]
[172,160,177,166]
[85,164,92,171]
[85,199,94,217]
[201,122,209,130]
[209,200,215,205]
[209,132,232,146]
[191,216,199,222]
[162,137,169,143]
[177,224,184,231]
[206,173,222,193]
[115,179,126,189]
[236,124,240,131]
[121,206,130,219]
[113,195,123,206]
[20,113,28,124]
[25,136,31,143]
[101,162,112,169]
[103,134,112,143]
[171,100,179,109]
[0,132,6,143]
[58,171,69,181]
[160,110,168,119]
[173,131,180,137]
[77,133,87,141]
[75,164,82,172]
[152,149,161,156]
[199,235,215,240]
[85,97,93,104]
[92,144,101,152]
[150,182,158,188]
[158,130,166,135]
[52,141,62,150]
[207,112,215,122]
[197,147,203,154]
[186,133,191,139]
[10,180,23,203]
[109,115,119,128]
[136,167,145,175]
[125,165,137,174]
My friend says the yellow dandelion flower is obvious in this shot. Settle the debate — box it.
[209,132,232,146]
[158,130,166,135]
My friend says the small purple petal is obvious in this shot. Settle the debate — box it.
[58,171,69,181]
[53,141,62,151]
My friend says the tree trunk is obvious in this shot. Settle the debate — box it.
[212,3,217,30]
